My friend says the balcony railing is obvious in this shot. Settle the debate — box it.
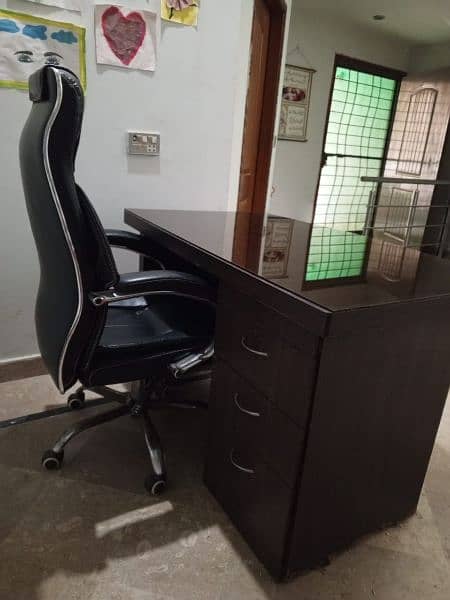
[359,176,450,258]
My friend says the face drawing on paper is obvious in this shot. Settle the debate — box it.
[14,50,64,66]
[0,13,83,87]
[1,21,77,68]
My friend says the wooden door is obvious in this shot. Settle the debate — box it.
[233,0,287,267]
[237,0,270,216]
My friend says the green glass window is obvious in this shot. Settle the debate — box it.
[306,65,398,283]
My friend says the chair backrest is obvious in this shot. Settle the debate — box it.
[19,66,118,392]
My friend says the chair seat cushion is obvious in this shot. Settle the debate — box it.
[81,296,214,386]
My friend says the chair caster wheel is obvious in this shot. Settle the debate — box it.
[68,390,85,410]
[42,449,64,470]
[145,474,166,495]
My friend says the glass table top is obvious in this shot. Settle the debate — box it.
[126,209,450,312]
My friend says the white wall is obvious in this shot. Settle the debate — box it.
[409,40,450,73]
[270,2,411,222]
[0,0,254,361]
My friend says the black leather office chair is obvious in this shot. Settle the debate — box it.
[19,66,215,494]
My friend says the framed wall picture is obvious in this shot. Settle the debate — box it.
[278,64,315,142]
[262,217,294,279]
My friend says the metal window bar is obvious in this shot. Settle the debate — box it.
[361,177,450,185]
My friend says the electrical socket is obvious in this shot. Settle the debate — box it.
[128,132,160,156]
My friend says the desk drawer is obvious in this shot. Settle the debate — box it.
[216,286,281,393]
[205,426,292,579]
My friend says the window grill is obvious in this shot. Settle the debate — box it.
[309,65,398,282]
[397,88,437,176]
[378,241,405,282]
[381,187,415,242]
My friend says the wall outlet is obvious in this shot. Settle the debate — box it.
[128,132,160,156]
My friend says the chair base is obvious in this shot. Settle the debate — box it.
[41,380,206,495]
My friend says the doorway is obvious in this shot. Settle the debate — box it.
[374,69,450,251]
[306,55,404,283]
[233,0,287,268]
[314,55,403,232]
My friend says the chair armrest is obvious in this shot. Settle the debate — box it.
[90,270,216,307]
[105,229,148,253]
[105,229,165,269]
[91,268,217,381]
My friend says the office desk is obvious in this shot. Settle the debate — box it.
[125,209,450,580]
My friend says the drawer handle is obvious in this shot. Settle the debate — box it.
[234,393,260,418]
[230,449,255,474]
[241,336,269,358]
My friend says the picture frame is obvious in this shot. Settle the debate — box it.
[278,64,315,142]
[262,217,294,279]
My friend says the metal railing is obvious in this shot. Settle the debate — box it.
[360,176,450,258]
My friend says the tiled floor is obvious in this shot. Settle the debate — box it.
[0,374,66,420]
[0,375,449,600]
[0,374,125,421]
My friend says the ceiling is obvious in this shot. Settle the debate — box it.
[295,0,450,45]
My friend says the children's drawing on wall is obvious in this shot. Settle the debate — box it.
[161,0,199,27]
[95,5,159,71]
[0,9,86,90]
[24,0,81,13]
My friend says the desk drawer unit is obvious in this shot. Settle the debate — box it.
[206,284,321,577]
[205,361,298,577]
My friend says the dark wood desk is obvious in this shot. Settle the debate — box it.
[125,209,450,580]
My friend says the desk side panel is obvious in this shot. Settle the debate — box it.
[285,300,450,575]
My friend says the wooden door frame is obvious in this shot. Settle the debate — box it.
[242,0,287,216]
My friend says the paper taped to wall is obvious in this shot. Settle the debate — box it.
[23,0,82,13]
[95,5,159,71]
[161,0,199,27]
[0,9,86,90]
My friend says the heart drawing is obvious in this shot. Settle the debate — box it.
[101,6,146,66]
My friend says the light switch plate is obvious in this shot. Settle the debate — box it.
[128,132,160,156]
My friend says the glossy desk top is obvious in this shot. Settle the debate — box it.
[125,209,450,313]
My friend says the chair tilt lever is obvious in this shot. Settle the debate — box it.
[169,342,214,379]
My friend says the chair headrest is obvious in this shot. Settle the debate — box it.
[28,67,48,102]
[28,66,81,103]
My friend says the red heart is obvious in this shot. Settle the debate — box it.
[101,6,146,66]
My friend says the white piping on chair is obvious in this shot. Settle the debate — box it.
[43,68,84,392]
